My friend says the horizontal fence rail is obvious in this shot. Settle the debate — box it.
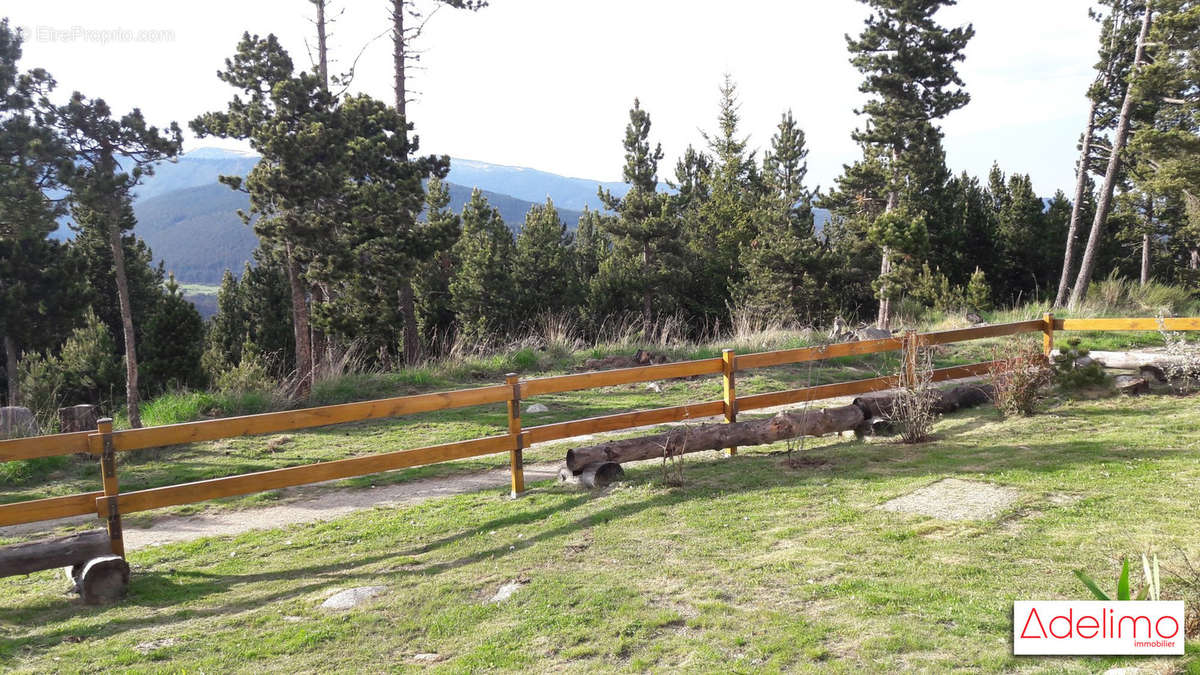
[1,315,1197,554]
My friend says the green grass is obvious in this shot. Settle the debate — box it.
[1,394,1198,671]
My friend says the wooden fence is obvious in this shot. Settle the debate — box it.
[2,315,1198,560]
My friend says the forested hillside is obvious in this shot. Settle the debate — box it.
[1,0,1196,429]
[132,167,588,284]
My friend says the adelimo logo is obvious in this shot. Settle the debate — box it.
[1014,601,1185,655]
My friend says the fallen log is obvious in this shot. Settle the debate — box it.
[1052,349,1190,375]
[0,529,112,578]
[564,382,994,474]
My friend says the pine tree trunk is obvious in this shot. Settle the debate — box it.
[108,225,142,428]
[1191,248,1198,270]
[1141,233,1151,285]
[876,187,898,330]
[285,240,313,398]
[1055,96,1100,307]
[392,0,407,120]
[642,241,653,330]
[400,280,421,365]
[1068,1,1154,308]
[3,334,19,408]
[315,0,329,87]
[391,0,422,366]
[876,248,892,329]
[310,283,328,378]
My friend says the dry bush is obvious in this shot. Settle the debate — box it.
[1157,319,1200,394]
[988,339,1053,417]
[890,341,939,444]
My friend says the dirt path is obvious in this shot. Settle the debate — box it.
[0,377,985,551]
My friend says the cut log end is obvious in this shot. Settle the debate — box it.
[78,555,129,605]
[558,462,625,489]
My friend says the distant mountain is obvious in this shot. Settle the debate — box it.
[83,148,832,286]
[133,177,585,285]
[446,157,631,212]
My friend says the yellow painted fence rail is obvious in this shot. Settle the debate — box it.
[1,316,1196,559]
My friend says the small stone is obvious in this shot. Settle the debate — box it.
[645,382,663,393]
[489,580,527,603]
[525,403,549,414]
[320,585,387,610]
[412,653,441,663]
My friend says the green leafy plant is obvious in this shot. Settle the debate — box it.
[1074,554,1159,601]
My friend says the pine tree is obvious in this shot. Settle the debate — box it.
[737,110,827,323]
[414,178,462,349]
[0,19,81,406]
[206,268,249,371]
[686,76,762,318]
[1055,0,1148,305]
[514,199,578,318]
[450,189,515,342]
[140,275,206,394]
[192,33,340,396]
[966,267,992,312]
[59,86,183,429]
[845,0,974,328]
[598,99,680,328]
[1069,0,1156,306]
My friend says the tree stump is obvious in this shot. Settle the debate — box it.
[77,556,130,605]
[58,405,99,433]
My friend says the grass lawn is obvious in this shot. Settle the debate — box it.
[1,393,1198,672]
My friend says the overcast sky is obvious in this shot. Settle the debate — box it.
[9,1,1101,197]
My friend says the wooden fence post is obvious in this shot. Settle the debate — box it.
[722,349,737,456]
[902,332,918,387]
[89,418,123,558]
[1043,312,1055,357]
[505,373,525,497]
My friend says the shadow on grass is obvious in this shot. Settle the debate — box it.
[1,397,1191,650]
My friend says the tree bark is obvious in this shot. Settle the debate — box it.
[566,404,866,473]
[1141,233,1151,285]
[108,225,142,428]
[392,0,407,120]
[400,280,421,365]
[315,0,329,87]
[1069,1,1154,308]
[3,334,19,408]
[1140,197,1153,286]
[285,240,313,398]
[876,187,898,330]
[1055,96,1100,307]
[564,383,994,473]
[1191,248,1199,270]
[642,241,653,330]
[0,529,112,578]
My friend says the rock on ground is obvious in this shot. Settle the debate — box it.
[320,585,387,610]
[489,580,527,603]
[525,403,549,414]
[879,478,1021,521]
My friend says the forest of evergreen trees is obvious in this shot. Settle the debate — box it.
[1,0,1197,428]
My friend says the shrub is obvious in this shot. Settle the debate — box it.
[215,340,275,394]
[890,339,938,443]
[989,339,1053,417]
[966,267,992,312]
[1158,322,1200,393]
[1051,338,1110,391]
